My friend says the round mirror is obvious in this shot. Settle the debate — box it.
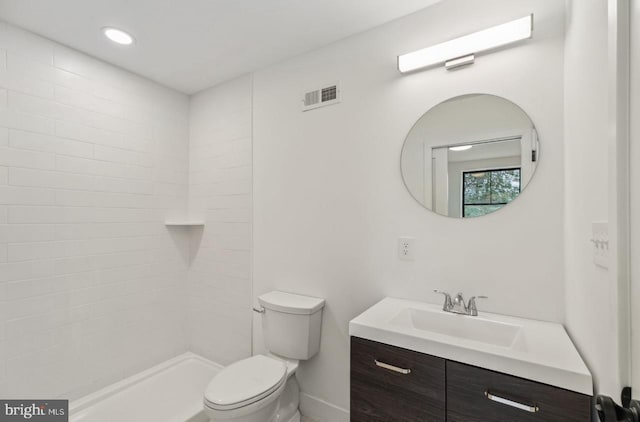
[400,94,539,218]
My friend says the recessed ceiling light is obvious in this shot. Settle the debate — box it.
[102,27,134,45]
[450,145,473,152]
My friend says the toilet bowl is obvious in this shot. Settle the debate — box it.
[203,291,325,422]
[203,354,299,422]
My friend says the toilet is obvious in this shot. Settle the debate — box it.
[203,291,325,422]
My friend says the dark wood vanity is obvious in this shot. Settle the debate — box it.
[350,336,592,422]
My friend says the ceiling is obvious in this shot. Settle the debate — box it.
[0,0,441,94]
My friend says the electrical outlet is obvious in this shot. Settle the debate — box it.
[398,237,415,261]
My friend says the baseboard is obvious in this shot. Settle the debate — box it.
[300,392,349,422]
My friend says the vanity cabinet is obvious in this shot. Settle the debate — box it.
[446,361,591,422]
[350,337,592,422]
[350,336,446,421]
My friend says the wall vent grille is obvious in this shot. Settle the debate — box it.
[302,82,340,111]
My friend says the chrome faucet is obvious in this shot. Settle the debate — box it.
[434,290,487,316]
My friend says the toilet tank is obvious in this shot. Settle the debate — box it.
[258,291,325,360]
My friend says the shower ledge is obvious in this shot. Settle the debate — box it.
[164,221,205,226]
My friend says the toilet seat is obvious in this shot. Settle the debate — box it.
[204,355,287,411]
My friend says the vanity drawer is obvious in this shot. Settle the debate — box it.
[350,336,446,422]
[446,361,592,422]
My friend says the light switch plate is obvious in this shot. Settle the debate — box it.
[398,237,415,261]
[592,221,609,269]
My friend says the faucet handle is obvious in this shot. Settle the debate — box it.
[433,290,453,311]
[467,296,488,316]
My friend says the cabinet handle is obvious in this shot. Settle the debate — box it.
[374,360,411,374]
[485,391,539,413]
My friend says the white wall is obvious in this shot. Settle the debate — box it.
[0,22,191,399]
[188,75,253,365]
[252,0,565,417]
[563,0,623,398]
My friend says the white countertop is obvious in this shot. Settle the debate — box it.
[349,297,593,395]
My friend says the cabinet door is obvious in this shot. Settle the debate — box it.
[446,361,592,422]
[350,337,446,422]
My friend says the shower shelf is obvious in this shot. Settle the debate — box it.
[164,221,205,227]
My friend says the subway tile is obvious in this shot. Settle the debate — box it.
[9,129,94,158]
[0,224,55,242]
[205,194,251,210]
[54,85,96,111]
[8,240,88,262]
[88,237,158,255]
[0,68,55,99]
[0,186,56,205]
[7,90,53,117]
[8,91,92,126]
[93,207,156,223]
[53,224,94,241]
[0,147,55,169]
[0,259,55,283]
[52,256,94,276]
[92,192,157,209]
[202,222,250,237]
[55,190,95,207]
[89,113,151,140]
[93,176,154,195]
[0,109,55,135]
[205,208,250,223]
[91,222,160,239]
[90,250,153,270]
[9,168,94,190]
[54,120,97,143]
[0,127,7,146]
[94,145,153,167]
[0,167,7,184]
[7,51,89,92]
[8,206,94,224]
[56,155,152,180]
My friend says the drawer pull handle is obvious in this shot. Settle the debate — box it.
[374,360,411,374]
[485,391,539,413]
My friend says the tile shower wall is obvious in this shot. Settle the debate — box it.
[0,22,190,399]
[187,75,253,365]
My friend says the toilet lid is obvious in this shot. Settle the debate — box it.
[204,355,287,410]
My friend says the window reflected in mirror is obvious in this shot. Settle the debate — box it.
[462,168,521,218]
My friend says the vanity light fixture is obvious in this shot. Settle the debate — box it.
[449,145,473,152]
[102,27,135,45]
[398,14,533,73]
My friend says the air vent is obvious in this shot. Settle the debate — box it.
[302,82,340,111]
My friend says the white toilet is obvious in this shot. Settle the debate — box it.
[203,291,325,422]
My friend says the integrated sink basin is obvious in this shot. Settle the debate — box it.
[349,297,592,395]
[389,307,522,349]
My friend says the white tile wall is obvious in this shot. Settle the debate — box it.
[0,21,190,399]
[188,75,253,365]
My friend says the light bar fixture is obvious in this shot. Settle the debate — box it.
[398,14,533,73]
